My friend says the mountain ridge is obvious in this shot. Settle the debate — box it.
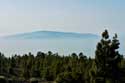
[3,31,99,39]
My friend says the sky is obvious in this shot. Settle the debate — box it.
[0,0,125,36]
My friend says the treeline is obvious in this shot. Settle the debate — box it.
[0,30,125,83]
[0,51,93,83]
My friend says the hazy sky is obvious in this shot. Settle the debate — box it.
[0,0,125,36]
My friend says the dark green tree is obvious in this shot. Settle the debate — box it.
[95,30,122,82]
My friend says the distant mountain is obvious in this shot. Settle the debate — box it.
[3,31,99,39]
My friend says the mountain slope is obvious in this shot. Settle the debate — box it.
[3,31,99,39]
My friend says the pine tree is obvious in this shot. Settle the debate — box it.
[95,30,122,82]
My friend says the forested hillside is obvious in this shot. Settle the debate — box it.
[0,30,125,83]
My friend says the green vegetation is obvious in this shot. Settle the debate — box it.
[0,30,125,83]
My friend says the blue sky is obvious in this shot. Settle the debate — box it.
[0,0,125,36]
